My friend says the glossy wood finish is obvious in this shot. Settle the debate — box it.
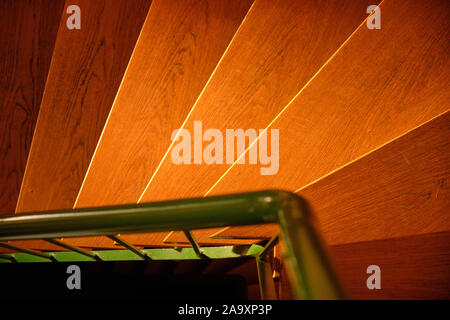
[303,112,450,245]
[208,225,278,241]
[141,0,374,201]
[333,231,450,299]
[11,0,151,250]
[16,0,151,214]
[183,0,450,244]
[134,0,375,246]
[213,0,449,195]
[0,0,64,215]
[279,231,450,299]
[73,0,254,207]
[6,0,449,255]
[214,111,450,245]
[0,240,69,253]
[13,232,442,300]
[74,108,450,249]
[64,0,254,248]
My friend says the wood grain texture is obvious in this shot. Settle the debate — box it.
[302,112,450,246]
[279,231,450,299]
[146,225,277,247]
[209,224,279,241]
[214,111,450,245]
[74,0,254,207]
[16,0,151,214]
[141,0,374,201]
[0,0,64,215]
[0,240,69,253]
[11,0,151,250]
[138,0,375,246]
[66,0,254,248]
[181,0,450,244]
[332,231,450,299]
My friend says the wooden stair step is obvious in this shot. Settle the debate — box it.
[0,0,64,215]
[128,0,377,246]
[12,0,151,250]
[212,111,450,245]
[332,231,450,299]
[66,0,254,249]
[166,0,449,245]
[278,231,450,299]
[17,0,151,213]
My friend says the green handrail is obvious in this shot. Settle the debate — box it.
[0,190,344,299]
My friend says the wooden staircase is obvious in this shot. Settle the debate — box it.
[1,0,449,299]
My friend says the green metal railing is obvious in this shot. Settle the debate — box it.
[0,190,344,299]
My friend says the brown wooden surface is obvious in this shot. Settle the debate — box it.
[64,0,254,248]
[16,0,151,214]
[0,240,69,253]
[332,231,450,299]
[5,0,449,254]
[279,231,450,299]
[210,225,279,241]
[0,0,64,215]
[73,0,254,207]
[11,0,151,250]
[170,0,450,244]
[303,114,450,246]
[10,232,447,300]
[132,0,376,246]
[213,111,450,245]
[142,0,376,202]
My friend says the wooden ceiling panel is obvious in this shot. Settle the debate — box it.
[0,0,64,215]
[172,0,449,245]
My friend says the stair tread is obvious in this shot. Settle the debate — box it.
[331,230,450,299]
[128,0,376,246]
[12,0,151,251]
[16,0,150,214]
[167,0,450,245]
[65,0,253,249]
[0,0,64,215]
[213,111,450,245]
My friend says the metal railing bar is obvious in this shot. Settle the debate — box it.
[259,234,279,258]
[209,226,276,240]
[0,190,344,299]
[0,245,264,263]
[183,230,203,258]
[45,238,101,261]
[107,235,149,260]
[0,191,280,241]
[256,234,279,299]
[256,256,278,299]
[0,253,16,262]
[0,242,55,261]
